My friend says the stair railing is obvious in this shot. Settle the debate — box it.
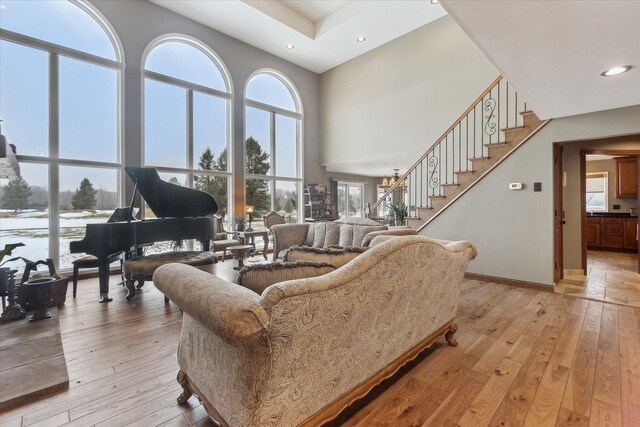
[369,75,528,223]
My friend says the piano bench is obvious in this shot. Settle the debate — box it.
[124,251,217,301]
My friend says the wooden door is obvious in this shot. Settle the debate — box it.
[553,144,564,283]
[637,156,639,272]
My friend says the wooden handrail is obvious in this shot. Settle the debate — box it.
[370,75,503,212]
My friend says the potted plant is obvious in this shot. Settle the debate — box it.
[233,215,246,232]
[391,202,408,226]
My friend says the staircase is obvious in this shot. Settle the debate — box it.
[369,76,551,231]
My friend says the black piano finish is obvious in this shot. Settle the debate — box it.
[70,167,217,302]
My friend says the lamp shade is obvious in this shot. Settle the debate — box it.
[246,205,254,214]
[382,176,388,186]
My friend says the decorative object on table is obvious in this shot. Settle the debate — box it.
[0,243,27,322]
[365,202,371,218]
[21,278,54,321]
[246,205,255,231]
[17,258,69,309]
[233,215,246,232]
[391,202,408,226]
[227,245,254,270]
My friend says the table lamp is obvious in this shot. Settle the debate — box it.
[246,205,254,231]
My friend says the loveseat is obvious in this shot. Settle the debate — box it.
[153,236,477,426]
[270,217,416,261]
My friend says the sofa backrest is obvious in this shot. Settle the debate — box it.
[256,236,476,424]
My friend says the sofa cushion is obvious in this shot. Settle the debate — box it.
[339,224,386,247]
[283,245,368,268]
[312,222,341,248]
[237,261,336,295]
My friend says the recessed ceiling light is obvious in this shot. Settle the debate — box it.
[356,36,366,43]
[286,43,294,49]
[430,0,439,4]
[600,66,632,77]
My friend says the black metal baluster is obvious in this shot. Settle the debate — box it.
[497,82,500,142]
[506,82,510,128]
[438,142,442,196]
[474,106,477,158]
[420,161,423,207]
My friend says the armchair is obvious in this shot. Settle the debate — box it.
[210,216,241,262]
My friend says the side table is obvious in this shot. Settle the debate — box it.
[236,230,269,260]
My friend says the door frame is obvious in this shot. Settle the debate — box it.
[579,146,640,272]
[553,143,564,284]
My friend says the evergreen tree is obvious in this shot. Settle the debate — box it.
[1,175,32,212]
[245,137,270,213]
[194,147,228,215]
[284,196,294,213]
[71,178,97,210]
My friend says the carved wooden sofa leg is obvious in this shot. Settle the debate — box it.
[445,321,458,346]
[177,370,193,405]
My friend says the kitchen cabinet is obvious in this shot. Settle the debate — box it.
[624,217,638,250]
[585,217,601,247]
[586,216,637,252]
[614,157,638,198]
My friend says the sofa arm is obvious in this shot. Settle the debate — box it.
[271,223,310,260]
[153,263,270,346]
[361,228,418,247]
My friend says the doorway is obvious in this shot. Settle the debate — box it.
[553,135,639,305]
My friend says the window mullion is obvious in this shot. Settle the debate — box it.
[187,89,194,187]
[270,111,276,211]
[49,52,60,265]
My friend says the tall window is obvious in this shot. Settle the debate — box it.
[586,172,608,212]
[143,37,232,223]
[337,182,365,218]
[0,0,123,270]
[244,71,302,226]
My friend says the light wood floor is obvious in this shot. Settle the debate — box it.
[556,250,640,307]
[1,274,639,426]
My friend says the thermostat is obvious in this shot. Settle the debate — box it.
[509,183,523,190]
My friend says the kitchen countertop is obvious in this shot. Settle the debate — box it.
[586,212,638,218]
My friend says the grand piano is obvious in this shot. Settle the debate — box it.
[70,167,218,302]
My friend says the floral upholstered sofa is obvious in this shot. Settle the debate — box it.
[270,217,416,261]
[153,235,477,427]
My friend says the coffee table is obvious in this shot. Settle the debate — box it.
[227,245,254,270]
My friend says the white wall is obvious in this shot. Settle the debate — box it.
[91,0,324,212]
[320,15,499,176]
[422,106,640,285]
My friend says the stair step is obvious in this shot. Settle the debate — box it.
[519,110,535,116]
[469,157,490,161]
[416,206,433,211]
[441,183,460,188]
[455,170,476,176]
[501,125,525,132]
[429,195,446,200]
[484,142,508,148]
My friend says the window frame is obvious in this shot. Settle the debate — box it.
[585,171,608,212]
[243,70,303,222]
[337,181,365,218]
[1,0,124,268]
[141,35,234,220]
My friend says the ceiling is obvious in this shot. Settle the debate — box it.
[150,0,446,74]
[440,0,640,119]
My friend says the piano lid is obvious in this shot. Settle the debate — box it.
[125,167,218,218]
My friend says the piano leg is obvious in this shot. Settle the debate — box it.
[98,261,113,303]
[125,278,137,300]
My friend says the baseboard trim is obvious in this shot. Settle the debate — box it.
[464,272,553,293]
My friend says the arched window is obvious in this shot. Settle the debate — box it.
[143,36,232,222]
[244,71,302,225]
[0,0,123,270]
